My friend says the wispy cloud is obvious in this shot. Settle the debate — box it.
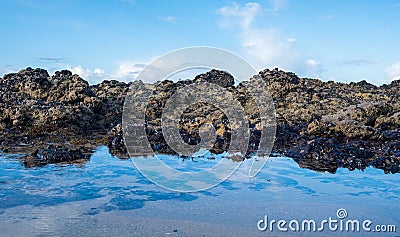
[269,0,288,12]
[321,14,335,20]
[217,1,294,65]
[286,38,296,43]
[158,16,176,23]
[217,2,262,28]
[0,65,18,77]
[340,59,377,66]
[386,62,400,81]
[37,57,67,63]
[217,1,323,78]
[115,61,147,79]
[306,59,320,67]
[305,59,324,78]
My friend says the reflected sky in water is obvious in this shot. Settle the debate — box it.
[0,146,399,236]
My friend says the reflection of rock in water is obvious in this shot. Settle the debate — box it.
[0,67,399,173]
[23,145,90,168]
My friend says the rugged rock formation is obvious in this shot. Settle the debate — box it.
[0,67,399,173]
[24,145,90,168]
[193,69,235,88]
[261,69,399,173]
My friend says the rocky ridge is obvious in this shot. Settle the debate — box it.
[0,67,399,173]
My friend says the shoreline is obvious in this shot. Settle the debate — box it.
[0,67,399,173]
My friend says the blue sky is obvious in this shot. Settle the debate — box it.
[1,0,399,85]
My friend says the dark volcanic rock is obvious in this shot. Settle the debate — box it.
[47,70,94,104]
[24,145,89,167]
[107,123,127,157]
[0,67,399,173]
[370,155,400,174]
[90,80,131,129]
[0,69,131,138]
[259,68,399,173]
[0,68,98,133]
[194,69,235,88]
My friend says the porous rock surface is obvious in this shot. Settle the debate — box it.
[0,67,399,173]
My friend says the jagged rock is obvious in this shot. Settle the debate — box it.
[107,123,127,157]
[90,80,132,129]
[24,145,89,167]
[47,70,94,104]
[0,67,399,173]
[0,67,50,103]
[375,111,400,130]
[370,155,400,174]
[194,69,235,88]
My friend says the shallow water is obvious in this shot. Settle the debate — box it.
[0,146,399,236]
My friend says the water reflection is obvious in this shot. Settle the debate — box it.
[0,146,399,236]
[0,147,200,213]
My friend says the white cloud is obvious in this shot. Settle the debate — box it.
[115,61,146,80]
[286,38,296,43]
[217,2,300,71]
[217,2,262,28]
[158,16,176,23]
[270,0,288,12]
[67,65,90,78]
[0,62,148,85]
[241,28,300,69]
[386,62,400,81]
[65,62,147,84]
[67,65,108,84]
[306,59,319,66]
[217,1,324,78]
[93,68,104,74]
[340,59,377,66]
[304,59,324,78]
